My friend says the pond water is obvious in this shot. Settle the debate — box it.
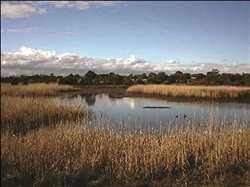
[57,94,250,130]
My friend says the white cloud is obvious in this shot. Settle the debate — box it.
[47,1,119,10]
[1,27,36,33]
[1,27,81,38]
[18,46,57,57]
[1,2,46,19]
[1,1,121,19]
[1,46,250,76]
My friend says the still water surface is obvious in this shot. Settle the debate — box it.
[57,94,250,130]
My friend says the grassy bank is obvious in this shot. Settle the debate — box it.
[1,95,87,135]
[1,83,80,97]
[75,85,128,98]
[2,125,250,186]
[127,85,250,101]
[1,83,128,98]
[1,83,250,186]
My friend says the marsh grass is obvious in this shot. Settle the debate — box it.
[1,83,250,186]
[1,83,80,97]
[127,85,250,101]
[1,124,250,186]
[1,96,87,135]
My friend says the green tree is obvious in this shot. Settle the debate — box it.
[206,69,220,85]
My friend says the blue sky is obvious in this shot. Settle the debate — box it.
[1,1,250,75]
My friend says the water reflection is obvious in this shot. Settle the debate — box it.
[127,98,135,110]
[85,95,96,106]
[58,94,250,130]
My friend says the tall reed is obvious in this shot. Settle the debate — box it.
[1,83,79,97]
[1,124,250,186]
[127,85,250,101]
[1,83,250,186]
[1,96,87,134]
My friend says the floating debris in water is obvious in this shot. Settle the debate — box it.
[143,106,171,109]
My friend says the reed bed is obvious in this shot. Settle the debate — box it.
[1,124,250,186]
[1,96,87,134]
[1,83,250,186]
[1,83,80,97]
[127,85,250,101]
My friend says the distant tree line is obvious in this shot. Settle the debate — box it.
[1,69,250,86]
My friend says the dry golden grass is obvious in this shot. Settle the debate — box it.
[127,84,250,100]
[1,125,250,186]
[1,83,250,186]
[1,96,87,134]
[1,83,79,96]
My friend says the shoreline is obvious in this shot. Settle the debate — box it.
[2,83,250,103]
[73,85,250,103]
[1,83,250,186]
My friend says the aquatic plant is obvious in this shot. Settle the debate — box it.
[1,96,87,134]
[1,83,79,97]
[127,84,250,101]
[1,83,250,186]
[1,124,249,186]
